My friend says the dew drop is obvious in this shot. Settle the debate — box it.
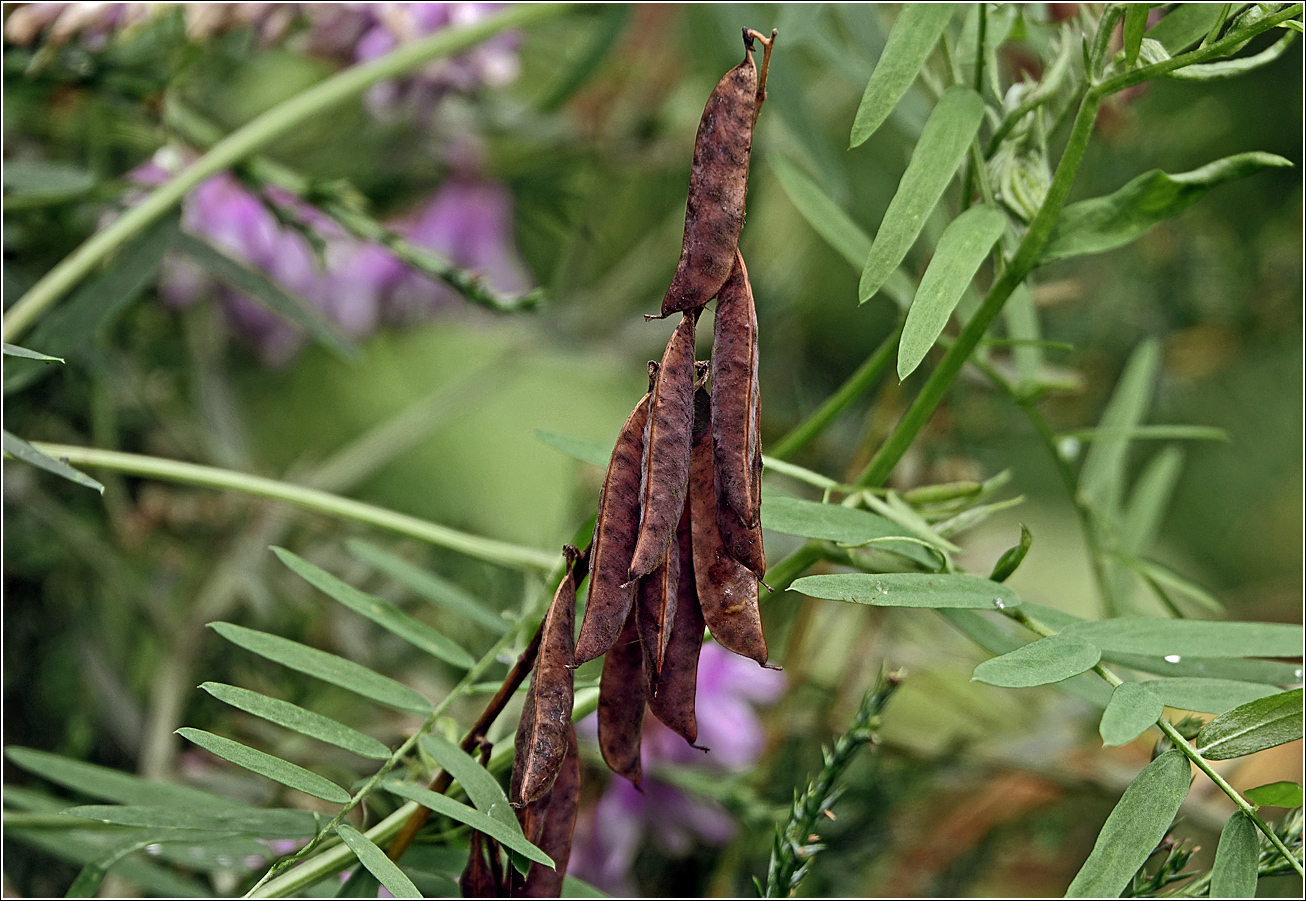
[1164,654,1182,663]
[1295,668,1302,680]
[145,843,163,857]
[992,597,1006,610]
[1058,436,1082,461]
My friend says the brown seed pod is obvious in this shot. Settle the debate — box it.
[659,29,776,318]
[597,604,645,785]
[629,312,697,581]
[510,550,580,807]
[646,491,706,747]
[458,828,503,898]
[711,250,761,528]
[636,516,679,678]
[689,395,769,666]
[510,726,581,898]
[574,387,653,666]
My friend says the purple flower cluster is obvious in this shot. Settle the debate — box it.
[570,643,785,896]
[136,149,531,364]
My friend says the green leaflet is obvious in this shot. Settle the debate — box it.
[419,734,523,837]
[897,205,1006,380]
[1065,750,1192,897]
[849,4,956,147]
[2,159,96,203]
[1146,3,1235,54]
[791,572,1019,609]
[1244,781,1304,808]
[5,827,209,897]
[971,636,1101,688]
[531,428,612,467]
[199,682,391,759]
[61,804,318,837]
[1079,340,1160,521]
[1210,812,1260,898]
[1169,30,1297,81]
[336,824,422,899]
[1042,152,1293,262]
[173,233,357,361]
[2,430,105,494]
[6,213,178,395]
[1099,682,1164,746]
[208,621,432,713]
[176,728,351,804]
[1197,689,1304,760]
[272,547,475,669]
[2,342,63,363]
[761,493,941,568]
[1133,558,1224,613]
[1143,677,1278,714]
[770,155,914,308]
[859,86,985,303]
[1060,619,1303,659]
[1119,447,1184,554]
[1123,4,1150,68]
[347,539,510,634]
[988,523,1032,583]
[5,746,238,810]
[381,781,553,868]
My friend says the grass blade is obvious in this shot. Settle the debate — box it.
[272,547,475,669]
[1065,750,1192,896]
[199,682,391,760]
[336,824,422,899]
[790,572,1019,609]
[859,86,985,303]
[3,430,105,494]
[208,622,432,713]
[897,205,1006,380]
[176,728,352,804]
[347,539,509,634]
[849,4,956,147]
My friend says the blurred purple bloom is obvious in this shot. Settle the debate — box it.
[570,643,785,896]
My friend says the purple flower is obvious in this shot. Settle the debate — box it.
[570,643,785,895]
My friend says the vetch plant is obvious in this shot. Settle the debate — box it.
[2,3,1302,898]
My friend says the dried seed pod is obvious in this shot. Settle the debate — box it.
[689,397,769,666]
[636,517,680,677]
[629,312,697,580]
[597,605,645,784]
[574,385,653,666]
[647,493,705,746]
[510,550,580,807]
[510,727,581,898]
[717,492,766,578]
[711,250,761,528]
[660,29,775,318]
[459,829,503,898]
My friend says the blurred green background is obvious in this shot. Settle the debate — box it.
[3,4,1301,897]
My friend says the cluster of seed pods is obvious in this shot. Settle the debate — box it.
[463,28,777,898]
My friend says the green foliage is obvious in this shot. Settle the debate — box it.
[335,824,422,899]
[849,4,956,148]
[1197,689,1305,760]
[1100,682,1165,746]
[1212,812,1261,897]
[791,572,1020,609]
[971,636,1101,688]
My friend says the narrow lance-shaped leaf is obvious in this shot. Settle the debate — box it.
[897,205,1007,380]
[1099,681,1165,747]
[5,746,240,810]
[2,343,63,363]
[763,493,939,568]
[208,622,432,713]
[62,804,318,837]
[382,781,553,868]
[420,733,523,841]
[199,682,390,759]
[531,429,612,468]
[3,431,104,494]
[1167,30,1297,82]
[271,547,475,669]
[1120,447,1184,554]
[1065,750,1192,897]
[336,824,421,899]
[176,728,351,804]
[1123,3,1150,68]
[1060,619,1303,659]
[971,636,1101,688]
[173,232,356,361]
[1079,340,1159,521]
[859,86,985,303]
[1042,153,1293,262]
[1197,689,1304,760]
[988,523,1032,583]
[1210,812,1260,898]
[1146,3,1231,53]
[769,155,914,308]
[1002,283,1042,394]
[791,572,1020,610]
[1143,677,1278,714]
[346,539,509,635]
[849,4,956,148]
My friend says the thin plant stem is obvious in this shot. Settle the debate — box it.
[25,443,559,572]
[768,322,903,461]
[1,3,572,343]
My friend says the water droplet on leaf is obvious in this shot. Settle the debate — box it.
[1164,654,1181,663]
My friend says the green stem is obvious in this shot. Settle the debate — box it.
[764,541,826,594]
[768,322,903,461]
[1,3,572,343]
[26,443,558,572]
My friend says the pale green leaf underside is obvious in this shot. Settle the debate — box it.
[177,728,351,804]
[272,547,475,669]
[199,682,391,759]
[791,572,1019,609]
[1060,619,1303,659]
[1066,750,1192,896]
[1169,31,1297,82]
[1099,681,1164,746]
[62,804,318,837]
[972,636,1101,687]
[849,4,957,147]
[209,621,432,713]
[336,824,422,899]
